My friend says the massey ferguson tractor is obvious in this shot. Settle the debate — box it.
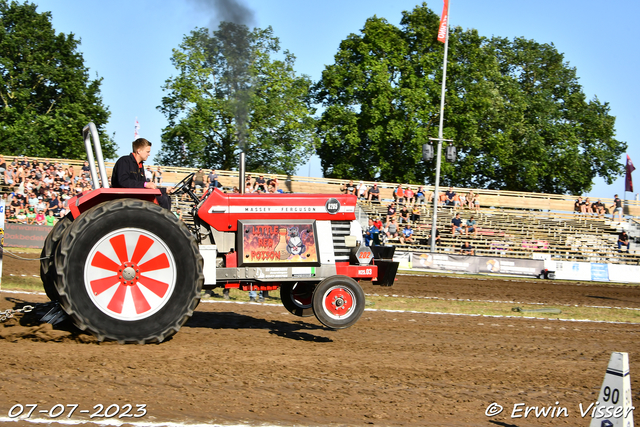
[40,123,398,343]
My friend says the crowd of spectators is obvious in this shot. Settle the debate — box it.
[0,155,94,225]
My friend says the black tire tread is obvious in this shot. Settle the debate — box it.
[54,199,203,344]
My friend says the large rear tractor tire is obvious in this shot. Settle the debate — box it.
[280,282,316,317]
[312,275,365,329]
[40,214,72,302]
[54,199,203,344]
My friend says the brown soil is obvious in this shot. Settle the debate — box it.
[1,255,639,426]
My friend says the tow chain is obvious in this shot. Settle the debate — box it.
[0,305,34,322]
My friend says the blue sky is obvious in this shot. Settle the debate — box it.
[33,0,639,199]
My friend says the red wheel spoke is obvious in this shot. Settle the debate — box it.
[130,235,154,265]
[138,275,170,298]
[91,251,121,272]
[109,234,129,265]
[106,285,127,314]
[138,253,170,273]
[90,275,119,296]
[130,284,152,314]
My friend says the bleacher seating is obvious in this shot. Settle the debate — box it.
[3,155,638,265]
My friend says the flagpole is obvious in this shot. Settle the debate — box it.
[430,0,450,253]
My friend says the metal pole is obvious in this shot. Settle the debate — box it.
[430,1,450,253]
[239,152,246,194]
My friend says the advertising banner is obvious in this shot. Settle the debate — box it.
[239,220,318,265]
[590,263,609,282]
[550,261,592,281]
[393,251,412,269]
[608,264,640,283]
[4,222,51,248]
[412,253,476,273]
[476,256,543,277]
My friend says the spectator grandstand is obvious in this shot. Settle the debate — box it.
[2,155,639,266]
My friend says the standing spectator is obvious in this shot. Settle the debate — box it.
[451,212,463,236]
[154,167,163,185]
[618,230,630,251]
[367,183,380,202]
[399,223,414,244]
[611,194,623,222]
[364,219,380,247]
[145,165,154,183]
[465,216,478,236]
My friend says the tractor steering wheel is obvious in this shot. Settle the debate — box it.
[171,172,195,196]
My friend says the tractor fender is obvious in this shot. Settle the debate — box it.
[67,188,161,219]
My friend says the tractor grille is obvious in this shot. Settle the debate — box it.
[331,221,351,262]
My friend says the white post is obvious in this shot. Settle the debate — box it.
[430,0,450,253]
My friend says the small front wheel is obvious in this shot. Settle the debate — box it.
[280,282,316,317]
[312,276,365,329]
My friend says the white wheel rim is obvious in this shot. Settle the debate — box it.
[84,228,177,321]
[321,285,357,320]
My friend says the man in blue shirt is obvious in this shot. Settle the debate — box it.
[451,213,463,236]
[364,219,380,247]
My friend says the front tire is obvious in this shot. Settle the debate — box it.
[54,199,203,343]
[280,282,316,317]
[312,276,365,329]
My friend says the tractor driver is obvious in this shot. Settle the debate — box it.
[111,138,173,209]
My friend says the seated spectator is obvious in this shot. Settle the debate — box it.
[81,160,90,178]
[254,174,267,192]
[393,184,404,204]
[465,215,478,236]
[15,208,27,224]
[356,181,368,200]
[208,169,219,190]
[373,217,383,231]
[45,210,56,226]
[47,193,61,216]
[26,206,36,224]
[415,186,426,204]
[410,205,421,223]
[574,196,586,214]
[340,180,356,195]
[386,202,397,222]
[267,176,279,192]
[460,241,475,255]
[385,218,399,239]
[399,223,414,244]
[192,168,206,189]
[422,226,440,246]
[445,187,456,207]
[618,231,630,251]
[244,180,254,193]
[35,210,46,225]
[404,186,414,205]
[0,155,6,175]
[368,183,380,202]
[451,212,463,236]
[593,199,606,219]
[398,204,410,224]
[584,197,593,214]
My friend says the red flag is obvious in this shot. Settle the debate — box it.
[437,0,449,43]
[625,154,636,192]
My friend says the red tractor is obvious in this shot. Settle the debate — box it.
[40,124,398,343]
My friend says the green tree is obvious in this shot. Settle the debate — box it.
[314,3,626,194]
[0,0,116,159]
[157,22,317,175]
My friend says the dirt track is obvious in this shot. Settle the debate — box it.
[1,256,640,426]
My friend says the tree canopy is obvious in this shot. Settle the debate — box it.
[156,22,317,175]
[0,0,116,159]
[313,3,626,194]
